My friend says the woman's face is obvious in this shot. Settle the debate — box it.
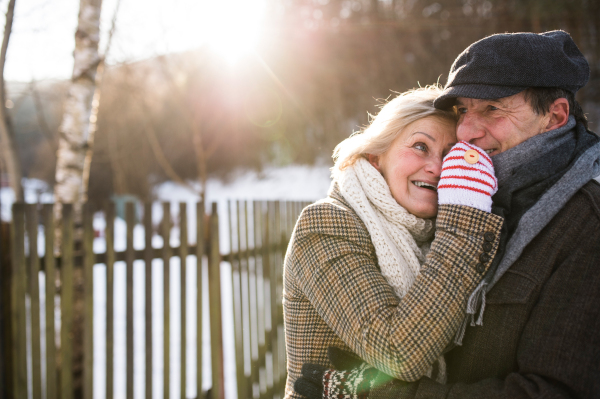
[369,116,456,219]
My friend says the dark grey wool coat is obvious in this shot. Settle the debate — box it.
[372,180,600,399]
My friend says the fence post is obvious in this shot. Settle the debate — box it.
[26,204,42,399]
[144,202,153,399]
[261,202,273,399]
[126,203,135,399]
[105,202,115,399]
[246,201,259,399]
[196,201,204,398]
[180,202,188,399]
[254,201,267,399]
[162,202,172,399]
[270,202,281,395]
[43,204,57,399]
[60,204,75,399]
[230,201,246,399]
[208,203,224,399]
[0,219,11,399]
[83,204,94,399]
[10,204,27,399]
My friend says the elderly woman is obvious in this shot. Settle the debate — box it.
[283,85,503,399]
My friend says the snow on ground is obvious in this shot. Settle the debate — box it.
[0,178,54,221]
[155,163,332,204]
[154,164,332,254]
[16,165,332,399]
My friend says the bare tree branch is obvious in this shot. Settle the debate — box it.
[30,80,56,145]
[0,0,22,201]
[144,117,200,194]
[130,87,201,195]
[154,56,211,200]
[0,0,14,109]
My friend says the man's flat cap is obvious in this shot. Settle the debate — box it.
[434,30,590,109]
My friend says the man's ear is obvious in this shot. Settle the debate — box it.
[544,98,569,132]
[367,154,382,172]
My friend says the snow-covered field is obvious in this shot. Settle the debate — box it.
[9,164,332,399]
[1,164,333,222]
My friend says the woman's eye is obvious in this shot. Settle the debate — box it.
[457,107,467,114]
[489,105,499,111]
[414,142,427,152]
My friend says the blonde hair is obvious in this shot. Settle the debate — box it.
[333,85,457,172]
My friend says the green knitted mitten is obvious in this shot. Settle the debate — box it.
[294,347,396,399]
[323,362,394,399]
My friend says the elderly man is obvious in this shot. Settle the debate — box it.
[295,31,600,398]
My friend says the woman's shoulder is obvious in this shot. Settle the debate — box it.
[295,189,371,244]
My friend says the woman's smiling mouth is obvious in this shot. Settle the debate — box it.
[413,181,438,192]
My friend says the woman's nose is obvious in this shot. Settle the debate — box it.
[426,156,443,177]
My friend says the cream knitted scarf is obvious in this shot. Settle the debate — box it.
[332,157,446,382]
[332,157,434,297]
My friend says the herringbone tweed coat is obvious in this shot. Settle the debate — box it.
[283,185,503,399]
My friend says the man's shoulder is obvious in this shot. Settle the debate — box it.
[570,179,600,221]
[581,178,600,204]
[532,180,600,251]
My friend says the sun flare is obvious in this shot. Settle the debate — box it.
[198,0,266,64]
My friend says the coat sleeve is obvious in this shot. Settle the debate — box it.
[287,202,503,381]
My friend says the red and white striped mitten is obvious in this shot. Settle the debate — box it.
[437,141,498,213]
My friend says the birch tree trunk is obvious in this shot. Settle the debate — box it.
[54,0,103,225]
[53,1,102,397]
[0,0,22,202]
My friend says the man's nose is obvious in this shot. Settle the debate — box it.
[457,114,485,142]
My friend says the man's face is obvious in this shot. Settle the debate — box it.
[455,92,551,156]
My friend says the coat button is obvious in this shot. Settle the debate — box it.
[476,263,486,273]
[479,253,490,263]
[484,232,495,242]
[464,149,480,164]
[482,242,493,252]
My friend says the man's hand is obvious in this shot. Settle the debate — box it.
[294,347,395,399]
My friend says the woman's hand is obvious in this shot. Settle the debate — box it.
[437,141,498,212]
[294,347,398,399]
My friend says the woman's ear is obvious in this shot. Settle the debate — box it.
[368,154,382,172]
[544,98,569,132]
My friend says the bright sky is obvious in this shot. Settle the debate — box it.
[3,0,267,82]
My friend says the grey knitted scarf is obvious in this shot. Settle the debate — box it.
[454,116,600,344]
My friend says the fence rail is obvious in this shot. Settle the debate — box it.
[0,199,310,399]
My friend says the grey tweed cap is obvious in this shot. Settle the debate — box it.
[434,30,590,109]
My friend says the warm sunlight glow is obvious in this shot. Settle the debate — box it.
[198,0,266,64]
[5,0,269,81]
